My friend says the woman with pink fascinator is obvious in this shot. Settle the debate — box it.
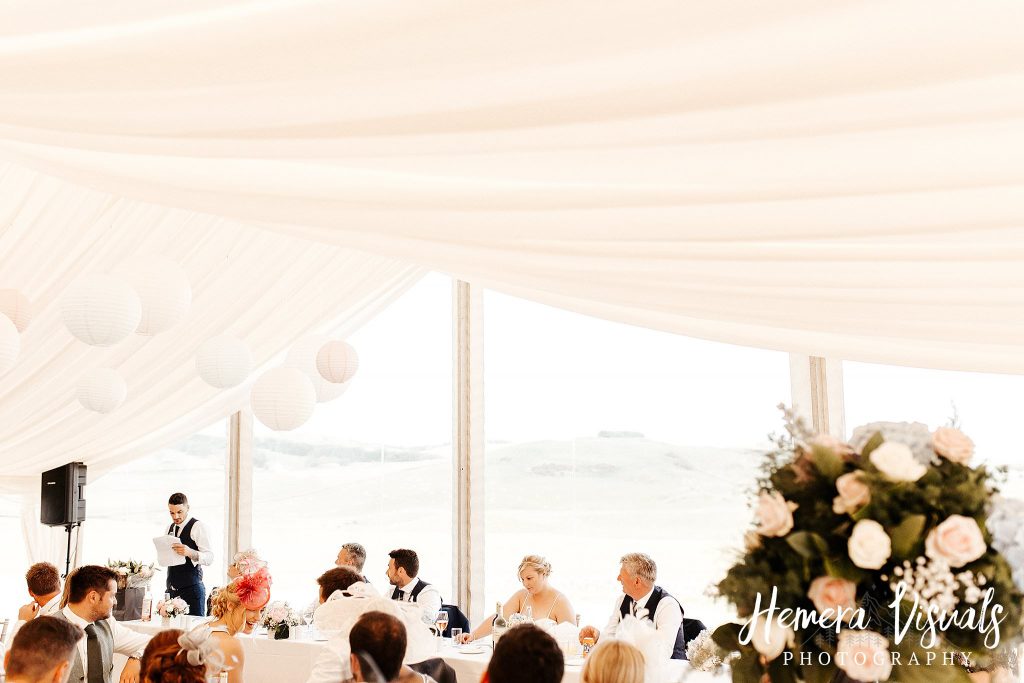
[207,568,273,683]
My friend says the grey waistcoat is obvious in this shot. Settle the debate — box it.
[52,611,115,683]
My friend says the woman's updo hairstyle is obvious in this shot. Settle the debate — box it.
[210,582,246,634]
[140,630,207,683]
[517,555,552,578]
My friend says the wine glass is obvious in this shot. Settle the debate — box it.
[301,603,316,639]
[434,610,450,645]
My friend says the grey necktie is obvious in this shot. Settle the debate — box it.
[396,589,406,601]
[84,623,104,683]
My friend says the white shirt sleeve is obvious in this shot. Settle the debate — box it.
[417,584,443,619]
[304,636,351,683]
[602,595,625,639]
[109,618,152,658]
[186,519,215,567]
[652,596,683,658]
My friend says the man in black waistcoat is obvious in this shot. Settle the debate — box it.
[164,492,213,616]
[578,552,686,659]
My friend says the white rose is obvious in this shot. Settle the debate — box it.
[756,492,798,537]
[807,576,858,622]
[932,427,975,465]
[870,442,927,482]
[833,472,871,515]
[848,520,892,569]
[749,615,793,661]
[925,515,987,568]
[837,630,892,682]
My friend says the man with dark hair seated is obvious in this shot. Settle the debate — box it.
[483,624,564,683]
[349,611,439,683]
[52,564,150,683]
[4,616,84,683]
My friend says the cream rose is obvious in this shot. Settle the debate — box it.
[807,576,858,622]
[932,427,975,465]
[848,520,891,569]
[925,515,987,567]
[870,442,927,482]
[748,615,793,661]
[833,472,871,515]
[756,492,798,537]
[837,630,892,682]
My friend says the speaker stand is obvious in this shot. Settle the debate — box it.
[63,521,81,578]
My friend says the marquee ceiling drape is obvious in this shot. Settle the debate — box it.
[2,0,1024,484]
[1,1,1023,375]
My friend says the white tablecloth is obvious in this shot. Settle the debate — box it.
[118,621,720,683]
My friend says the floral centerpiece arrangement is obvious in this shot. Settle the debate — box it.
[712,410,1023,683]
[107,559,157,589]
[157,597,189,619]
[261,600,300,640]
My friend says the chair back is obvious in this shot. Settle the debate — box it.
[410,657,457,683]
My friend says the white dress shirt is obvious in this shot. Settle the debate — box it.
[303,633,351,683]
[6,593,61,645]
[602,587,683,658]
[168,516,215,566]
[61,605,151,666]
[394,577,443,619]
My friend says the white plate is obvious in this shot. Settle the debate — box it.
[457,645,488,655]
[565,656,586,667]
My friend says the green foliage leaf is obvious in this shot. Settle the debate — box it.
[811,444,844,481]
[890,638,972,683]
[787,531,829,559]
[860,431,885,458]
[729,651,763,683]
[890,514,927,559]
[768,654,798,683]
[823,555,865,583]
[712,622,743,652]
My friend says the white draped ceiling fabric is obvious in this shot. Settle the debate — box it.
[1,1,1024,506]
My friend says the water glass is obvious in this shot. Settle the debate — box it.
[451,627,463,645]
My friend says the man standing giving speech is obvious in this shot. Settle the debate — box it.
[164,492,213,616]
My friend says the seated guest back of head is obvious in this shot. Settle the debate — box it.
[581,640,645,683]
[318,565,365,603]
[139,629,208,683]
[54,565,151,683]
[4,616,83,683]
[386,549,443,620]
[349,611,437,683]
[303,566,370,683]
[10,562,62,642]
[460,555,575,644]
[578,552,685,660]
[484,623,564,683]
[336,542,369,581]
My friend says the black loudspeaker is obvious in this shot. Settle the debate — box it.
[41,462,88,526]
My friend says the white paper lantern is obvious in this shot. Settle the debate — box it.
[316,340,359,384]
[0,289,32,332]
[250,367,317,431]
[0,314,19,375]
[196,335,253,388]
[116,259,192,335]
[77,368,128,413]
[285,335,349,402]
[61,274,142,346]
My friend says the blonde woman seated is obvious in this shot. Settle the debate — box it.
[207,569,272,683]
[457,555,575,643]
[582,640,645,683]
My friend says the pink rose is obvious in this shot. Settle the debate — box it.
[807,577,858,622]
[925,515,986,568]
[837,631,892,682]
[756,492,798,538]
[932,427,974,465]
[832,472,871,515]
